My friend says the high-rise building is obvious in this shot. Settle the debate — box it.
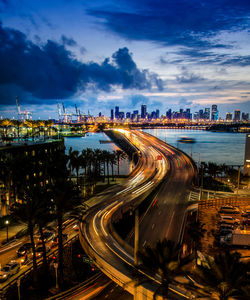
[110,109,114,120]
[115,106,119,119]
[204,108,210,120]
[126,112,131,119]
[242,112,249,122]
[211,105,218,121]
[119,112,124,120]
[166,109,172,120]
[156,109,160,119]
[141,105,147,119]
[226,112,232,121]
[132,110,139,121]
[199,109,204,119]
[234,109,241,122]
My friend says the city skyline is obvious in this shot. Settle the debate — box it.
[0,1,250,119]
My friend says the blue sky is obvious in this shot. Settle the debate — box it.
[0,0,250,119]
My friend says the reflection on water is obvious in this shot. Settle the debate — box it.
[65,130,246,173]
[144,128,245,165]
[64,132,131,175]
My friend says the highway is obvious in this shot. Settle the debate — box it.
[79,129,196,298]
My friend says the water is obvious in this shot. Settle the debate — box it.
[64,130,246,175]
[64,132,131,175]
[144,128,246,166]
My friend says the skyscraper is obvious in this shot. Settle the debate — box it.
[115,106,119,119]
[242,112,249,122]
[234,109,241,122]
[204,108,210,120]
[166,109,172,120]
[110,109,114,120]
[226,112,232,121]
[211,105,218,121]
[141,105,147,119]
[156,109,160,119]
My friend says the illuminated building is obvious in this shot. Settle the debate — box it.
[226,112,232,121]
[141,105,147,119]
[211,105,218,121]
[234,109,241,122]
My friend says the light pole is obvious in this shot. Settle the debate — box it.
[5,220,9,242]
[236,166,243,196]
[54,263,58,289]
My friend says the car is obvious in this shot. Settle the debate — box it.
[38,231,55,244]
[243,218,250,226]
[35,245,51,258]
[17,243,32,257]
[219,205,240,214]
[241,207,250,218]
[220,224,234,231]
[219,229,233,236]
[51,233,68,247]
[73,224,79,231]
[0,261,20,282]
[219,216,240,226]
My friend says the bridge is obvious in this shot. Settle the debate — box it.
[79,129,197,299]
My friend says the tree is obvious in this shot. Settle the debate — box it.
[194,251,249,300]
[114,150,126,176]
[68,149,82,186]
[102,150,111,184]
[48,150,81,287]
[136,239,192,299]
[187,219,206,255]
[10,190,40,286]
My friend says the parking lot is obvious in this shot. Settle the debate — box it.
[198,197,250,257]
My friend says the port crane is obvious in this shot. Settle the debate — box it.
[16,97,32,121]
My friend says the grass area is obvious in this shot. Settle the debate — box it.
[203,176,233,192]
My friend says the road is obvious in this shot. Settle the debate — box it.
[79,129,196,298]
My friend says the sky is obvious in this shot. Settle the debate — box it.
[0,0,250,119]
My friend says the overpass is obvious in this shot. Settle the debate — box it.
[79,129,197,299]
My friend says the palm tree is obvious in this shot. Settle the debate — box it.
[114,150,126,176]
[136,239,192,299]
[110,152,116,181]
[10,190,40,286]
[187,219,206,256]
[48,150,81,287]
[68,149,82,186]
[102,150,111,184]
[12,119,23,141]
[194,251,249,300]
[0,118,13,138]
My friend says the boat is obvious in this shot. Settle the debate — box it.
[177,137,196,144]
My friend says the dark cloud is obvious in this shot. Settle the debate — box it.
[166,48,250,67]
[0,23,163,105]
[86,0,250,48]
[61,35,77,47]
[176,68,204,84]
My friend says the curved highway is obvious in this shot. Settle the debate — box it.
[79,129,196,298]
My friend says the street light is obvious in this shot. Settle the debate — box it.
[5,220,9,242]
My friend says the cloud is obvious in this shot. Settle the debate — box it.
[61,35,77,47]
[131,94,149,106]
[178,98,193,107]
[176,68,204,84]
[86,0,250,48]
[0,23,163,105]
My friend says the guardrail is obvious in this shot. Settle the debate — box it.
[0,234,79,299]
[198,197,250,209]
